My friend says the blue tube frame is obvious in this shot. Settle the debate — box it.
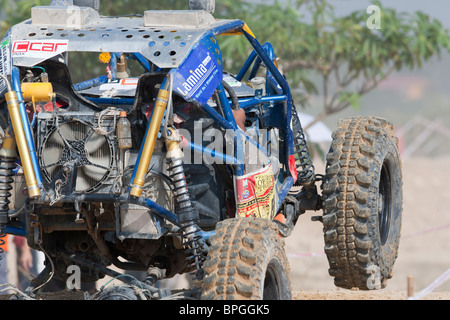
[5,225,27,237]
[213,24,296,209]
[6,19,297,236]
[237,95,287,109]
[187,141,241,165]
[85,97,135,105]
[126,21,297,220]
[240,32,295,159]
[73,75,108,91]
[131,53,151,72]
[73,52,152,92]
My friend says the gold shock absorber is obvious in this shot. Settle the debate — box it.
[4,90,40,199]
[0,126,18,159]
[130,88,170,198]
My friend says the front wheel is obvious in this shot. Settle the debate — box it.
[200,218,291,300]
[322,116,402,290]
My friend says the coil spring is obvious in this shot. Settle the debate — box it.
[167,158,206,280]
[291,106,315,185]
[0,156,15,267]
[180,222,206,280]
[167,158,193,215]
[0,156,14,214]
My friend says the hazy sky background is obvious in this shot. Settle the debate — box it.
[245,0,450,29]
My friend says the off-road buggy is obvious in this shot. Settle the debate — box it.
[0,0,402,300]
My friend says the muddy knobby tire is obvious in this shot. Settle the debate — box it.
[201,218,291,300]
[322,116,402,290]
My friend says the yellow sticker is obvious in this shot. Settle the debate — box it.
[234,165,276,220]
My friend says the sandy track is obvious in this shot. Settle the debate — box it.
[293,290,450,300]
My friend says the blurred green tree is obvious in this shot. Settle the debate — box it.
[0,0,51,33]
[215,0,450,129]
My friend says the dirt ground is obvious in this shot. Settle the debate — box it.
[2,157,449,301]
[293,290,450,300]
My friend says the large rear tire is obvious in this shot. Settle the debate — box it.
[322,116,402,290]
[201,218,291,300]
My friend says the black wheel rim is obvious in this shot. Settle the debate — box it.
[378,160,392,246]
